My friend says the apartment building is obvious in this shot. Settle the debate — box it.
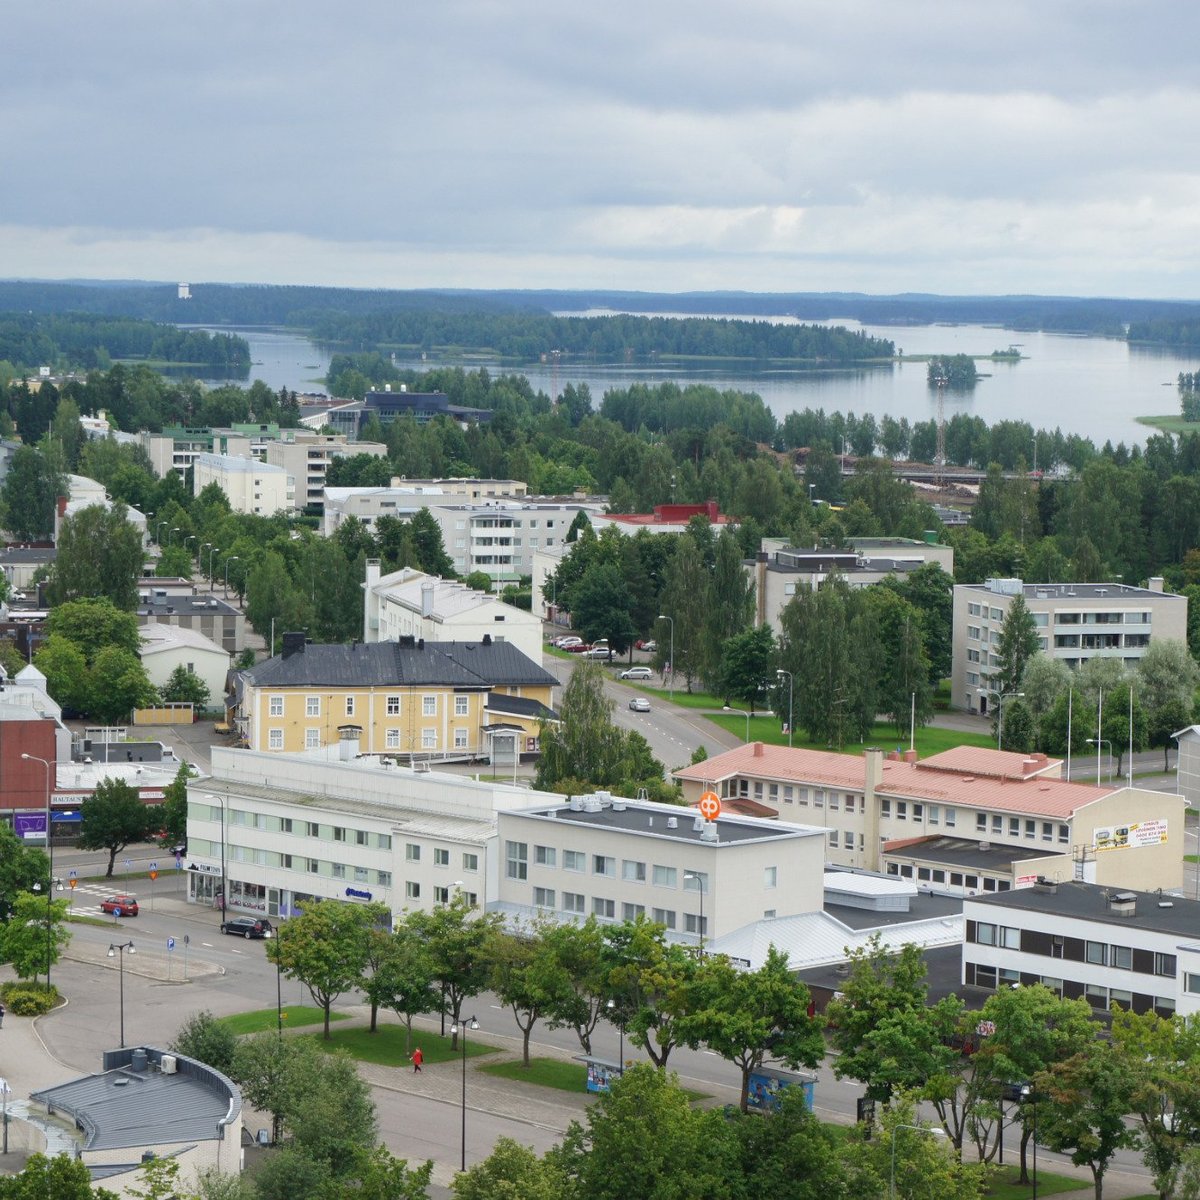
[138,590,245,655]
[192,453,293,516]
[963,880,1200,1019]
[231,633,557,760]
[322,478,530,535]
[675,743,1184,894]
[362,562,543,661]
[952,577,1188,714]
[263,431,387,512]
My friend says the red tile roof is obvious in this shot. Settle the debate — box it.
[916,746,1061,781]
[675,743,866,790]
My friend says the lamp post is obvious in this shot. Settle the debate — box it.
[723,705,750,743]
[206,793,227,921]
[155,520,168,544]
[605,998,626,1071]
[889,1122,944,1200]
[20,753,55,989]
[1086,738,1113,785]
[107,940,136,1047]
[183,534,197,558]
[223,556,239,600]
[450,1016,479,1172]
[169,526,180,546]
[1014,1085,1039,1199]
[206,545,220,583]
[776,669,794,748]
[657,613,674,701]
[683,871,707,956]
[996,691,1025,751]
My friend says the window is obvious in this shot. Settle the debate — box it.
[843,831,855,849]
[684,914,708,936]
[305,729,321,749]
[333,827,346,842]
[331,863,346,879]
[454,728,468,749]
[975,922,996,946]
[506,841,528,880]
[991,815,1003,835]
[423,695,437,717]
[356,829,368,846]
[1042,822,1053,843]
[1156,953,1177,977]
[386,695,400,716]
[306,695,320,717]
[421,728,436,749]
[763,866,777,888]
[829,793,839,812]
[1000,926,1020,949]
[281,818,293,833]
[563,850,585,872]
[563,892,585,914]
[377,870,392,887]
[828,830,838,847]
[1084,982,1109,1008]
[534,887,556,908]
[622,902,645,921]
[945,808,956,828]
[1086,941,1107,965]
[308,822,319,837]
[433,885,449,903]
[1111,945,1133,970]
[929,806,942,826]
[622,860,646,883]
[434,848,450,867]
[535,845,557,867]
[593,897,615,919]
[976,812,987,832]
[1058,824,1070,844]
[406,881,421,900]
[345,696,355,717]
[1109,988,1133,1010]
[881,799,892,818]
[377,834,392,850]
[652,907,676,929]
[653,864,677,887]
[896,801,907,820]
[269,695,283,717]
[593,855,615,877]
[269,729,283,749]
[462,852,479,871]
[307,858,319,873]
[1186,974,1200,996]
[386,729,400,749]
[912,803,923,821]
[406,843,421,863]
[1009,817,1020,837]
[455,694,469,716]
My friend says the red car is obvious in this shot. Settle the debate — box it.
[100,895,139,917]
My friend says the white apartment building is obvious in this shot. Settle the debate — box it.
[139,623,232,709]
[264,431,387,512]
[185,743,559,919]
[322,478,530,534]
[192,453,294,516]
[362,562,543,661]
[139,429,255,478]
[952,577,1188,714]
[495,793,827,950]
[963,880,1200,1020]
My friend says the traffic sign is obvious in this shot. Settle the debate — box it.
[698,791,722,821]
[68,879,76,890]
[149,871,158,881]
[149,861,158,871]
[68,869,77,879]
[167,937,176,952]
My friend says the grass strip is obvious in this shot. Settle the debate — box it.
[221,1006,347,1035]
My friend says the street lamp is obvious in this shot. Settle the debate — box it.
[889,1122,945,1200]
[168,526,180,547]
[20,753,55,989]
[183,534,197,557]
[776,669,794,748]
[155,520,168,544]
[996,691,1025,752]
[223,556,239,599]
[207,545,221,583]
[657,614,674,701]
[205,793,227,921]
[723,705,750,743]
[450,1016,479,1172]
[1086,738,1113,786]
[107,940,136,1048]
[683,871,707,957]
[605,998,626,1071]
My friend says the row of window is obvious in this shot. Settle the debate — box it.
[966,962,1175,1016]
[886,862,1011,891]
[268,694,473,718]
[405,882,478,905]
[970,921,1176,977]
[505,843,723,889]
[738,780,864,813]
[528,888,711,932]
[880,799,958,828]
[405,845,480,872]
[965,604,1152,627]
[266,726,465,751]
[975,813,1070,844]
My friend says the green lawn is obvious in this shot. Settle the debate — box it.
[316,1025,497,1067]
[481,1056,708,1101]
[704,713,994,757]
[629,685,728,710]
[221,1006,345,1035]
[984,1169,1090,1199]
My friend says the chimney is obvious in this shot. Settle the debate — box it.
[903,748,918,764]
[281,632,306,658]
[338,725,362,761]
[365,558,381,589]
[1108,891,1137,917]
[1148,576,1165,593]
[482,634,492,646]
[421,581,435,617]
[752,742,764,757]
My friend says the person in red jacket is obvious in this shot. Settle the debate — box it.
[411,1046,423,1072]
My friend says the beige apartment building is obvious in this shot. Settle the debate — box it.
[264,430,387,512]
[676,743,1184,895]
[192,453,293,516]
[952,577,1188,714]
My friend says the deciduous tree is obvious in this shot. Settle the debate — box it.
[47,502,145,610]
[78,778,149,878]
[0,891,70,986]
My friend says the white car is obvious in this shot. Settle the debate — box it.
[629,697,651,712]
[585,646,613,659]
[554,636,582,649]
[620,667,652,680]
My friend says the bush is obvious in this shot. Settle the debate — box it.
[2,983,57,1015]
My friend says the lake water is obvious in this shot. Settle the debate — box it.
[192,317,1200,448]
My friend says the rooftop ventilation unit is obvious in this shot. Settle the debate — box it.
[666,816,677,828]
[160,1054,178,1075]
[1108,891,1137,917]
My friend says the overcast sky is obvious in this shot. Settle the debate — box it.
[5,1,1200,297]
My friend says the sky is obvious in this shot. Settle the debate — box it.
[5,1,1200,298]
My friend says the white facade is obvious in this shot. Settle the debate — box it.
[323,478,530,534]
[362,562,543,660]
[140,623,232,708]
[952,577,1189,713]
[264,432,387,512]
[192,453,293,516]
[494,794,827,948]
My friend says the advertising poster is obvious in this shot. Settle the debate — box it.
[14,813,47,841]
[1093,820,1168,852]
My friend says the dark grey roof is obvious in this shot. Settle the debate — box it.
[884,836,1050,870]
[798,943,966,1007]
[244,639,557,691]
[31,1048,240,1151]
[138,595,239,618]
[486,693,559,721]
[825,890,963,931]
[967,879,1200,938]
[0,546,55,563]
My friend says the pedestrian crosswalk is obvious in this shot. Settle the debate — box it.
[65,882,140,918]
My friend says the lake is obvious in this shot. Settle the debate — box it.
[190,316,1200,448]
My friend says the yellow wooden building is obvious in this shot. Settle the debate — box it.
[230,633,558,762]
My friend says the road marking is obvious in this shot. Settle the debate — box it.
[231,948,242,954]
[201,942,214,948]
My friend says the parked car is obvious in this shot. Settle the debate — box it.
[620,666,653,680]
[553,635,583,649]
[586,646,613,659]
[636,639,657,652]
[221,916,274,939]
[629,697,651,712]
[100,895,139,917]
[563,642,593,653]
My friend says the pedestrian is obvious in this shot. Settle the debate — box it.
[0,1001,6,1028]
[411,1046,423,1072]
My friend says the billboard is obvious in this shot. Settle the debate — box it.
[14,813,47,841]
[1093,820,1168,852]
